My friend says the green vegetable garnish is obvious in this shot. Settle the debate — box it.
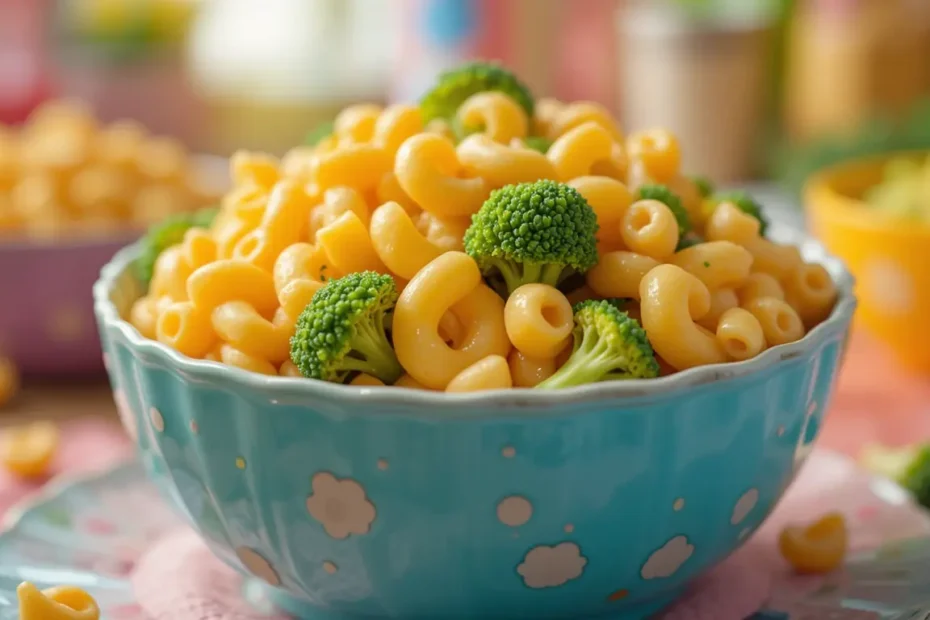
[463,180,599,298]
[536,300,660,388]
[135,206,219,285]
[289,271,403,385]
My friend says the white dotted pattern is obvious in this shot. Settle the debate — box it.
[641,536,694,580]
[497,496,533,527]
[731,489,759,525]
[150,407,165,433]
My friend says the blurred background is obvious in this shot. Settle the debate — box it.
[4,0,929,183]
[1,0,929,449]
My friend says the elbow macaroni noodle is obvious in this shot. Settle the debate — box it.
[639,264,728,371]
[620,199,680,260]
[546,101,623,142]
[457,134,556,189]
[504,284,574,359]
[548,122,626,182]
[568,176,632,248]
[457,92,529,144]
[126,90,839,389]
[393,252,510,390]
[395,134,488,218]
[446,355,513,392]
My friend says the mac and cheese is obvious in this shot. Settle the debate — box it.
[127,62,838,391]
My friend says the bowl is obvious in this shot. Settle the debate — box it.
[0,155,227,377]
[806,152,930,374]
[94,224,855,620]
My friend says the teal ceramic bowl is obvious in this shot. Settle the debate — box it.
[93,224,856,620]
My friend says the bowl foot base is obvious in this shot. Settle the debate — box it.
[256,582,681,620]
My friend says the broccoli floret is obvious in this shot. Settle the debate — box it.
[289,271,403,385]
[463,180,599,297]
[420,61,534,125]
[861,444,930,508]
[134,206,219,285]
[523,136,553,154]
[536,300,659,389]
[692,176,715,199]
[305,121,334,146]
[714,191,770,236]
[637,184,692,237]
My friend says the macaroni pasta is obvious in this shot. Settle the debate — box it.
[127,65,838,390]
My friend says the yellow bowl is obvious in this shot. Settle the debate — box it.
[805,152,930,373]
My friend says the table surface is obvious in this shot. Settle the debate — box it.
[3,380,115,426]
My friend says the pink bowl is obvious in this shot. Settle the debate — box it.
[0,233,139,376]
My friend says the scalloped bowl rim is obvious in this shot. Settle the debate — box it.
[93,222,857,413]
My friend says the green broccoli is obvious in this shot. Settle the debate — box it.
[289,271,403,385]
[419,61,534,125]
[463,180,599,297]
[714,191,770,236]
[692,176,715,199]
[637,184,692,237]
[523,136,553,154]
[134,206,219,285]
[861,444,930,508]
[305,121,334,147]
[536,300,659,389]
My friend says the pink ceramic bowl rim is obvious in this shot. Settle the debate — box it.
[93,222,857,410]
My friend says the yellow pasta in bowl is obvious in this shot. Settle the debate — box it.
[93,61,855,620]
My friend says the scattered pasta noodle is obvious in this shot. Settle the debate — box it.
[0,421,60,479]
[778,513,848,574]
[126,61,840,391]
[18,582,100,620]
[0,100,220,239]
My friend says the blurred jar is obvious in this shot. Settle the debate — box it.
[187,0,393,155]
[618,0,775,182]
[785,0,930,143]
